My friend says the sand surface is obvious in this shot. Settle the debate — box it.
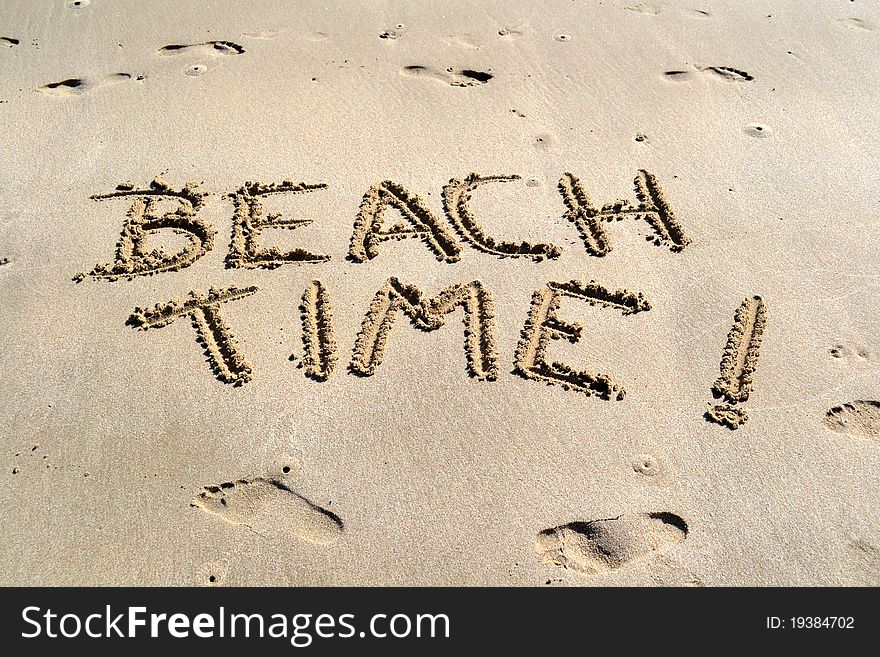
[1,0,878,586]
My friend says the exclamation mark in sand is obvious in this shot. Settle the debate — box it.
[705,295,767,429]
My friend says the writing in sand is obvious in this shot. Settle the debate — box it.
[73,170,763,428]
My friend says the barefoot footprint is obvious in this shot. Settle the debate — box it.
[662,65,753,82]
[400,65,493,87]
[824,400,880,439]
[536,512,688,575]
[192,476,342,545]
[158,41,245,56]
[37,73,142,96]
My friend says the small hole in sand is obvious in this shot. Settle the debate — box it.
[220,498,227,506]
[209,575,216,582]
[282,466,291,474]
[743,123,772,138]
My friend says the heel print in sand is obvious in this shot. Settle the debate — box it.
[192,477,342,545]
[536,512,688,575]
[705,295,767,429]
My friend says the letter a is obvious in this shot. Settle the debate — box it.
[348,181,460,263]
